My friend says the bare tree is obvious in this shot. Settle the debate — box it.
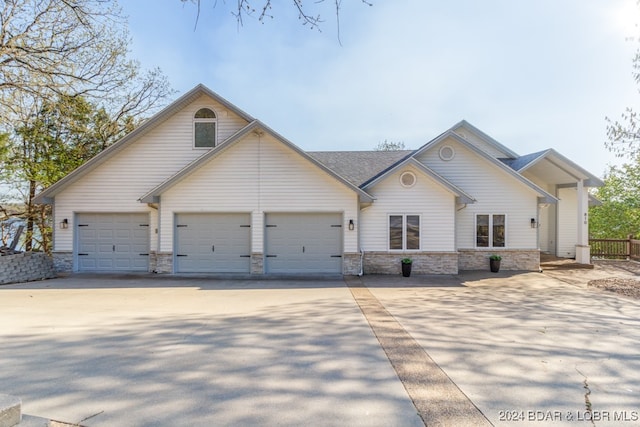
[0,0,173,125]
[375,140,406,151]
[0,0,174,252]
[181,0,373,43]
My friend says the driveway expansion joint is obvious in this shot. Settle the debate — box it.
[345,276,493,427]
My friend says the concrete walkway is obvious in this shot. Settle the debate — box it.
[346,277,491,427]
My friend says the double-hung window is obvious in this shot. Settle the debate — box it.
[389,215,420,250]
[476,214,505,247]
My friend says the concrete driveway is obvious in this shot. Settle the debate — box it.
[0,275,422,427]
[363,266,640,427]
[1,265,639,426]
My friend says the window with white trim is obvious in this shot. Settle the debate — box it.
[389,215,420,250]
[194,108,217,148]
[476,214,505,247]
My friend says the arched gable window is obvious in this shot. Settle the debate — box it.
[194,108,217,148]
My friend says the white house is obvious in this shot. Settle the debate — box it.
[35,84,603,275]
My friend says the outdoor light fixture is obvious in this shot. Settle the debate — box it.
[60,218,69,229]
[348,219,355,231]
[530,218,536,229]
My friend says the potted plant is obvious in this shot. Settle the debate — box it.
[489,254,502,273]
[401,258,413,277]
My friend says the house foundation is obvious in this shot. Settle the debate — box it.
[458,249,540,271]
[362,252,459,275]
[52,251,73,272]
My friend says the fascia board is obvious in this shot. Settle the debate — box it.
[516,149,604,188]
[546,149,604,187]
[35,84,255,203]
[453,120,520,158]
[197,84,254,122]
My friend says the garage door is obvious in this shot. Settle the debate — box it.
[76,213,150,271]
[265,213,343,274]
[175,213,251,273]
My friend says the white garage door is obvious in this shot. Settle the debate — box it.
[265,213,343,274]
[76,213,150,271]
[175,213,251,273]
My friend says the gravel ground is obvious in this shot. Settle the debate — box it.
[588,260,640,299]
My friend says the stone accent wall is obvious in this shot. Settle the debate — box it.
[343,253,361,275]
[149,251,157,273]
[52,251,73,272]
[363,252,458,275]
[0,252,56,285]
[251,253,264,274]
[154,252,173,273]
[458,249,540,271]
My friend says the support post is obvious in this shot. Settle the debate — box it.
[575,179,590,264]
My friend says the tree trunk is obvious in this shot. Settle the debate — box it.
[25,179,36,251]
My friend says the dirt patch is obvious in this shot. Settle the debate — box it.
[588,277,640,299]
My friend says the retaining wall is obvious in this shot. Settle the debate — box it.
[0,252,56,285]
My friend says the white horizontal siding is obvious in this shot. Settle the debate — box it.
[160,133,359,253]
[557,187,577,258]
[53,93,250,252]
[360,165,456,252]
[416,137,538,249]
[452,128,510,159]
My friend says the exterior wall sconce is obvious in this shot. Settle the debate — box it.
[530,218,537,229]
[348,219,355,231]
[60,218,69,229]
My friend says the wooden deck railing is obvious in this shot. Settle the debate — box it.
[590,235,640,261]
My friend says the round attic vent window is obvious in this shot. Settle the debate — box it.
[439,145,455,161]
[400,171,417,188]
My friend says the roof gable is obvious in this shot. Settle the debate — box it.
[35,84,254,203]
[413,130,557,203]
[450,120,519,159]
[509,148,604,187]
[140,121,375,204]
[362,157,476,204]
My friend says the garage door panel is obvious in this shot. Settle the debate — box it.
[76,213,150,272]
[265,213,342,274]
[175,213,251,273]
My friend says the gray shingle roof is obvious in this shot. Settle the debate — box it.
[500,150,549,171]
[308,150,414,187]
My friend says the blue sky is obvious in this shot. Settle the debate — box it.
[122,0,639,177]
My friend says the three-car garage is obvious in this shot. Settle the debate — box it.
[75,212,344,274]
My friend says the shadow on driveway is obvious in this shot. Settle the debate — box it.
[0,277,422,427]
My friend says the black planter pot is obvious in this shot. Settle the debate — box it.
[490,259,501,273]
[402,262,412,277]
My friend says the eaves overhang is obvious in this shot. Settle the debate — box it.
[516,148,604,188]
